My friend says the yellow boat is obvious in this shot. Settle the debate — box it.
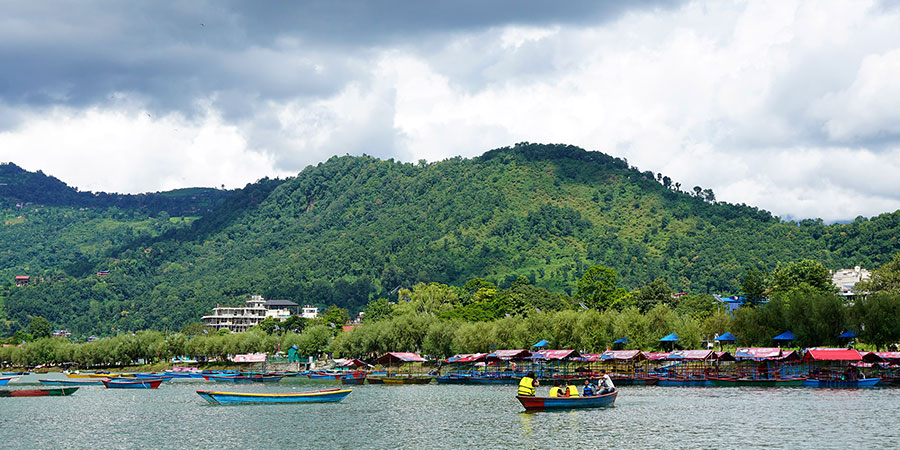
[381,375,433,385]
[66,372,135,378]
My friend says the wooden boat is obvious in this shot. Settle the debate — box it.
[0,387,79,397]
[709,377,806,387]
[381,375,433,385]
[39,379,105,386]
[435,375,470,384]
[66,372,135,379]
[203,374,284,383]
[0,377,13,386]
[1,371,29,376]
[610,376,659,386]
[340,374,367,385]
[307,371,345,380]
[102,378,164,389]
[802,377,881,388]
[465,375,519,385]
[517,389,618,411]
[196,387,352,405]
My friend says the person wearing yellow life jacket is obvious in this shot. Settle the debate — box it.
[518,372,538,396]
[565,382,579,397]
[549,381,563,397]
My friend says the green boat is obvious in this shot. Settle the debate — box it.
[708,377,806,387]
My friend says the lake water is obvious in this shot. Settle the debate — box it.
[1,373,898,449]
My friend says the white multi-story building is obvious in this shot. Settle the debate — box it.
[301,305,319,319]
[202,295,268,332]
[832,266,870,298]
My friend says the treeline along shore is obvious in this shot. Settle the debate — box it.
[3,255,900,368]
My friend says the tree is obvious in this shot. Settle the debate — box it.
[363,298,395,323]
[771,260,833,295]
[741,268,768,306]
[320,305,350,328]
[28,316,51,339]
[575,265,628,310]
[852,293,900,350]
[856,252,900,293]
[634,278,672,312]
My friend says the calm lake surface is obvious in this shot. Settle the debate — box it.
[1,373,899,449]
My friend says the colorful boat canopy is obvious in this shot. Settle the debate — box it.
[445,353,488,363]
[486,349,532,361]
[600,350,645,361]
[613,337,630,344]
[874,352,900,361]
[714,351,735,361]
[803,348,862,361]
[735,347,783,360]
[532,339,549,348]
[667,350,713,360]
[715,332,737,342]
[838,330,859,338]
[659,333,679,342]
[335,359,369,368]
[773,331,795,341]
[580,353,603,362]
[373,352,427,365]
[530,349,581,360]
[642,352,671,360]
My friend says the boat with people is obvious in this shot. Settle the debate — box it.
[0,387,79,397]
[517,389,618,411]
[101,378,164,389]
[196,387,352,405]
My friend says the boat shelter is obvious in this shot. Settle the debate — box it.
[803,348,866,381]
[528,350,581,379]
[373,352,428,375]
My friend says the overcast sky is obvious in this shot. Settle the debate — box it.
[2,0,900,221]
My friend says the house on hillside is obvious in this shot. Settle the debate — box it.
[264,299,300,321]
[832,266,870,299]
[301,305,319,319]
[15,275,30,286]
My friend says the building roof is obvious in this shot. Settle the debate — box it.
[264,299,299,307]
[803,348,862,361]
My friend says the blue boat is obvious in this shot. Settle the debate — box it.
[203,374,284,383]
[517,389,618,411]
[465,375,519,385]
[196,387,352,405]
[802,377,881,388]
[132,374,174,381]
[0,377,13,386]
[435,375,470,384]
[102,378,164,389]
[39,379,105,386]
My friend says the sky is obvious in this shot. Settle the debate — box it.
[2,0,900,222]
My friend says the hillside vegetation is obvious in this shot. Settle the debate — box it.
[1,144,899,336]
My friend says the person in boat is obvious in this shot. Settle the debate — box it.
[597,370,615,395]
[518,372,538,396]
[549,381,564,397]
[582,378,596,397]
[565,381,579,397]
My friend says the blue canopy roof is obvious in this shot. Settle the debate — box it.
[659,333,680,342]
[716,332,737,341]
[838,330,858,338]
[773,331,795,341]
[613,337,630,344]
[532,339,549,348]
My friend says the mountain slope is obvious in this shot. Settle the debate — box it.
[2,143,899,335]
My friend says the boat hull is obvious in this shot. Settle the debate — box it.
[709,377,806,387]
[0,387,78,397]
[340,376,366,385]
[0,377,12,386]
[657,378,712,387]
[39,379,105,386]
[611,378,659,386]
[802,378,881,388]
[381,376,433,385]
[517,389,617,411]
[465,376,518,385]
[196,388,352,405]
[102,379,164,389]
[203,375,284,383]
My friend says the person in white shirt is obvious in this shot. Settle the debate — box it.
[597,369,616,395]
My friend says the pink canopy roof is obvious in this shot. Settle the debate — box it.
[581,353,603,362]
[803,348,862,361]
[486,349,532,360]
[530,349,581,360]
[601,350,646,361]
[875,352,900,361]
[445,353,487,363]
[642,352,670,361]
[734,347,784,359]
[336,358,368,368]
[374,352,427,365]
[667,350,714,360]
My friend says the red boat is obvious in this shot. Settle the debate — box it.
[0,387,79,397]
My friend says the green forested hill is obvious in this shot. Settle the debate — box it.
[2,144,899,336]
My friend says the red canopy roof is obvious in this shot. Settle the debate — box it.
[445,353,487,363]
[875,352,900,361]
[486,349,532,360]
[373,352,427,365]
[530,349,580,360]
[803,348,862,361]
[336,359,368,368]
